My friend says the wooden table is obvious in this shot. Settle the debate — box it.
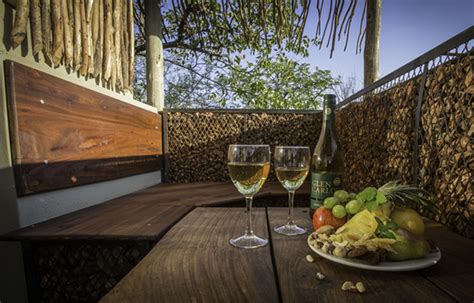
[100,207,474,303]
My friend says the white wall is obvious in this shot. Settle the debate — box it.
[17,171,161,227]
[0,2,162,302]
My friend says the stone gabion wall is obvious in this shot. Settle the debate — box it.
[337,55,473,237]
[27,240,155,303]
[166,111,321,182]
[336,78,420,192]
[418,55,473,236]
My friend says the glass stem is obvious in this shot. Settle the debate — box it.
[287,190,295,226]
[245,196,254,236]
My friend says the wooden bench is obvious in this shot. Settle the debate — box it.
[1,183,309,241]
[3,182,310,241]
[2,181,310,302]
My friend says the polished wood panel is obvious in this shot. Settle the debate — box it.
[5,60,162,195]
[267,208,456,303]
[100,208,279,303]
[13,155,162,196]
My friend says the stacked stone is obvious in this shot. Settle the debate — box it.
[166,111,321,183]
[31,241,155,302]
[419,55,473,237]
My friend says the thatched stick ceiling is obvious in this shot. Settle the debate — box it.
[134,0,367,58]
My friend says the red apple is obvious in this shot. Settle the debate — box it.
[313,207,346,230]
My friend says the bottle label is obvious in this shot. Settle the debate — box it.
[311,172,342,210]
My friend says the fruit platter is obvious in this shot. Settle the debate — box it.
[308,181,441,271]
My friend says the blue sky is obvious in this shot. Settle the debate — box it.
[300,0,474,89]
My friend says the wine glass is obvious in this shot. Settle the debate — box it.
[228,144,271,249]
[274,146,310,236]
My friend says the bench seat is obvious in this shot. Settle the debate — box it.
[2,182,310,241]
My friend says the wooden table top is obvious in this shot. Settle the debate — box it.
[100,207,474,303]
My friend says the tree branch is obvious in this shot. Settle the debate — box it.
[136,41,222,58]
[161,57,226,89]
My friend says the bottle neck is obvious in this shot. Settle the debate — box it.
[321,104,336,132]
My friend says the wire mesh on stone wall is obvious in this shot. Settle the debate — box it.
[336,78,420,192]
[337,39,473,237]
[28,240,155,303]
[418,46,473,237]
[166,111,321,183]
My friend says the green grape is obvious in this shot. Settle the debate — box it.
[323,197,340,209]
[334,190,350,202]
[345,199,363,215]
[332,205,347,218]
[376,191,387,204]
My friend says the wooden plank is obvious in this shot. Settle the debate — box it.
[267,208,456,303]
[4,60,163,195]
[100,208,279,303]
[420,220,474,302]
[125,182,255,207]
[12,155,163,196]
[110,182,309,207]
[1,182,309,241]
[4,203,193,241]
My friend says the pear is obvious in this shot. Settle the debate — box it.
[388,228,430,261]
[390,207,425,236]
[388,237,430,261]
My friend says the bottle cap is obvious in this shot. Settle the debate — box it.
[324,94,337,107]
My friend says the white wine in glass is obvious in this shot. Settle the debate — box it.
[228,145,270,249]
[274,146,310,236]
[275,167,308,191]
[228,162,270,197]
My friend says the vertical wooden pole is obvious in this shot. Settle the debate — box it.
[145,0,164,109]
[363,0,382,87]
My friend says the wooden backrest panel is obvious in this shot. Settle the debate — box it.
[5,61,162,195]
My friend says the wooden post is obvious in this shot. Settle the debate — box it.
[145,0,164,110]
[363,0,382,87]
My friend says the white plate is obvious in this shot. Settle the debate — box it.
[307,235,441,272]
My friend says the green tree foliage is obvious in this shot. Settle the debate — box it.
[164,59,234,108]
[158,52,340,109]
[216,54,339,109]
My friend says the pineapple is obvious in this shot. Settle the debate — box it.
[333,210,378,242]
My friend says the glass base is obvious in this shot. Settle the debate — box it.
[229,234,268,249]
[274,224,307,236]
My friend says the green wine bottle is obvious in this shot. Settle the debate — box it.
[310,94,344,219]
